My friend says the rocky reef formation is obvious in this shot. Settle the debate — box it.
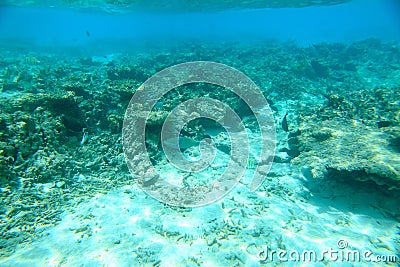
[0,54,141,256]
[290,87,399,189]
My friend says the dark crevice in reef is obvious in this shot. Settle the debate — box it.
[389,136,400,153]
[326,168,400,192]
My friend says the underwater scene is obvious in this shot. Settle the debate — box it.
[0,0,400,266]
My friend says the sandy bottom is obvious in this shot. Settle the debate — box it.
[1,157,399,267]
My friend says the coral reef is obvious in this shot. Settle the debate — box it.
[290,86,399,189]
[0,38,399,258]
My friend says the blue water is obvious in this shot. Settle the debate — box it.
[0,0,399,49]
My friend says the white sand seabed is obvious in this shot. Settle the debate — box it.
[1,158,399,267]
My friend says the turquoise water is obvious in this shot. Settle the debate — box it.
[0,0,400,266]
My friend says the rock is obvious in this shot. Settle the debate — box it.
[273,151,291,163]
[56,181,65,188]
[112,238,121,245]
[292,118,400,189]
